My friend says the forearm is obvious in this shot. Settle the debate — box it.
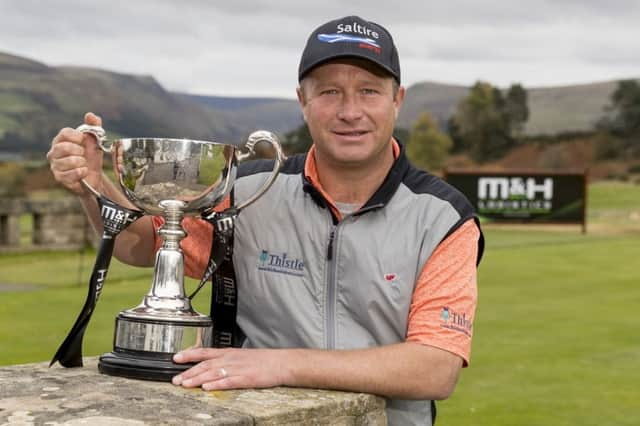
[174,342,462,399]
[283,342,462,400]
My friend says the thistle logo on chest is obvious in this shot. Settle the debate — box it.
[257,250,305,277]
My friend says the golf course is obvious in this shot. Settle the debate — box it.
[1,180,638,425]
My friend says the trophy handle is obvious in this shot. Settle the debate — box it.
[75,124,112,198]
[234,130,285,211]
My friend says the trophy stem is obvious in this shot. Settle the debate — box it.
[140,200,191,311]
[159,200,186,251]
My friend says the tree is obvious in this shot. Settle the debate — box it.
[393,127,410,144]
[600,79,640,157]
[282,119,313,155]
[0,162,26,197]
[447,116,465,153]
[406,112,453,172]
[450,81,529,162]
[609,80,640,137]
[452,81,510,162]
[504,83,529,138]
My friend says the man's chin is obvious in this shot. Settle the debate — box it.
[329,147,368,162]
[331,153,374,168]
[315,140,390,167]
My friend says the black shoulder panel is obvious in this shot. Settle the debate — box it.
[403,166,476,221]
[237,153,307,178]
[403,164,484,264]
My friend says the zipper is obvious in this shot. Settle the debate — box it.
[354,203,384,216]
[327,228,336,260]
[325,224,338,349]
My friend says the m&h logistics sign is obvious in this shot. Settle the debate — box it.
[445,169,587,226]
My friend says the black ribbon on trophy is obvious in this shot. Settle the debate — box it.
[188,206,244,348]
[50,195,143,368]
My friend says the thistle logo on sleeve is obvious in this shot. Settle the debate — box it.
[257,250,305,277]
[440,307,450,321]
[440,306,473,337]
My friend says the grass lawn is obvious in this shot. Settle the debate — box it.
[438,230,640,425]
[0,181,638,425]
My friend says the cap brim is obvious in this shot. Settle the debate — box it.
[299,53,399,83]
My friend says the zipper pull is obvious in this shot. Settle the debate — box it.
[327,229,336,260]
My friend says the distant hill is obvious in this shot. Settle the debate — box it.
[396,81,469,130]
[0,52,252,154]
[524,81,621,135]
[0,50,636,156]
[192,79,632,138]
[397,80,630,135]
[187,95,294,111]
[178,94,303,139]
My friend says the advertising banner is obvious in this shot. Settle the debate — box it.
[445,170,587,226]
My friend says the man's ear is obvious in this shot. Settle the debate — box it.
[297,87,308,122]
[394,85,405,119]
[296,87,305,106]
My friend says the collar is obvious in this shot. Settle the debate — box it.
[302,139,409,221]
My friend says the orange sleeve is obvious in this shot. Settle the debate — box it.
[406,218,480,366]
[151,196,231,279]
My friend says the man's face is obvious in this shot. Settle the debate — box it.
[297,58,404,168]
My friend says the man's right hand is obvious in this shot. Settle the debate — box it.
[47,112,104,196]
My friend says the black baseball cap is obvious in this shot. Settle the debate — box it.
[298,15,401,84]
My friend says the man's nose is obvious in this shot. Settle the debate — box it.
[336,93,364,121]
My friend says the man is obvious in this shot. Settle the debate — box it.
[48,15,483,425]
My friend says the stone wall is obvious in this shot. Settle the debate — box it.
[0,358,387,425]
[0,198,93,251]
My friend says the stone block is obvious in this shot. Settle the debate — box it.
[0,358,387,425]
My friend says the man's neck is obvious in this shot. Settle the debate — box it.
[313,143,395,206]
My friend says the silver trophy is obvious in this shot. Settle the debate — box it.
[60,125,283,381]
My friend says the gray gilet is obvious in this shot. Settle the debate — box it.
[227,147,483,425]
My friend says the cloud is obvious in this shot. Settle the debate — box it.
[0,0,638,96]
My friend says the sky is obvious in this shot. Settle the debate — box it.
[1,0,639,98]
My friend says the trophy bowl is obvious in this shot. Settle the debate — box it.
[74,127,283,381]
[112,138,236,216]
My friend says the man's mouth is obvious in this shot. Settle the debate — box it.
[333,130,369,137]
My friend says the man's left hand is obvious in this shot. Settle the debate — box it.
[171,348,291,391]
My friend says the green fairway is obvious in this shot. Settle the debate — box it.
[0,181,639,425]
[438,231,640,425]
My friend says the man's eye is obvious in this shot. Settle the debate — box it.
[321,89,339,95]
[362,88,379,95]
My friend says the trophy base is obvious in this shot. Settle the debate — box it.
[98,351,195,382]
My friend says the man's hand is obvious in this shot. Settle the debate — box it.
[46,112,157,267]
[172,348,292,391]
[47,112,104,196]
[172,343,463,400]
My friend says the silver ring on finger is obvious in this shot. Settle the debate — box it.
[218,367,228,379]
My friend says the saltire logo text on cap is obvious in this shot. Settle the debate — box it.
[317,34,381,53]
